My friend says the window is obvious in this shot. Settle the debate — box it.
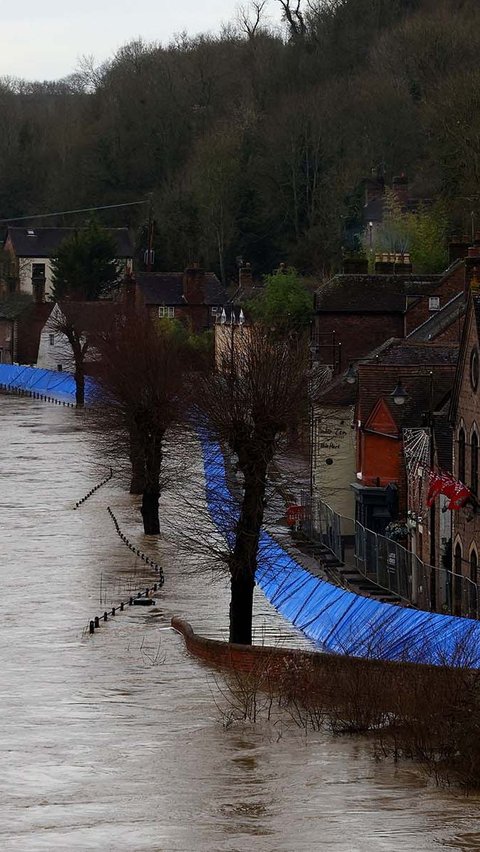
[454,543,463,617]
[429,296,440,311]
[458,427,466,483]
[211,306,218,315]
[32,263,45,279]
[471,347,479,391]
[471,431,478,494]
[470,550,478,616]
[158,306,174,318]
[49,333,55,346]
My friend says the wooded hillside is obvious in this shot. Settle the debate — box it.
[1,0,478,279]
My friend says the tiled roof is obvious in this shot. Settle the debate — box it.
[315,273,442,313]
[6,227,134,258]
[407,292,465,341]
[359,341,459,367]
[136,272,225,306]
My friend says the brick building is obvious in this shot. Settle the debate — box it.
[128,266,226,333]
[449,286,480,615]
[352,340,458,535]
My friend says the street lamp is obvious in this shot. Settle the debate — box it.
[390,379,409,406]
[344,363,357,384]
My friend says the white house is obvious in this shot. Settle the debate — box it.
[3,227,134,301]
[37,301,117,371]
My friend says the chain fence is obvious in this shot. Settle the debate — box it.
[299,494,480,619]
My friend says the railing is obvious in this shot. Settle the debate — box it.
[300,494,480,619]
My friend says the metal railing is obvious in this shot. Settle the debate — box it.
[300,494,480,619]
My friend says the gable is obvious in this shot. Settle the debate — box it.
[364,397,400,438]
[450,295,480,420]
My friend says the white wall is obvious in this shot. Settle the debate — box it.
[312,403,356,519]
[36,304,72,371]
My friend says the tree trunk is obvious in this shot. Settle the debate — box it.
[74,366,85,408]
[141,486,161,535]
[229,572,255,644]
[228,454,269,645]
[129,428,146,494]
[140,435,163,535]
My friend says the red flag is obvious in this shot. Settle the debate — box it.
[426,469,472,510]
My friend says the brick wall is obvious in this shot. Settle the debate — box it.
[405,264,465,334]
[315,313,403,366]
[171,616,470,706]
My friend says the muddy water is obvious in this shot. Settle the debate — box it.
[0,395,479,852]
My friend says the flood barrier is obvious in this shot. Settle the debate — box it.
[0,363,96,404]
[199,430,480,669]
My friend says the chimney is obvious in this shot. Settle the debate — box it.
[123,271,136,312]
[374,252,412,274]
[392,173,409,208]
[448,234,471,264]
[183,263,205,304]
[342,253,368,274]
[239,262,252,290]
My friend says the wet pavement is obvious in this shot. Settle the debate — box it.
[1,395,479,851]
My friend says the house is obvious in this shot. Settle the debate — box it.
[3,226,134,301]
[37,301,118,372]
[129,266,225,333]
[449,281,480,616]
[0,293,52,364]
[351,340,458,535]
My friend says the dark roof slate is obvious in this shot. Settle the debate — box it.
[315,273,442,313]
[407,292,465,341]
[136,272,225,306]
[6,227,134,258]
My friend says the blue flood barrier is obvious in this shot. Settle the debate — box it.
[198,428,480,669]
[0,364,96,403]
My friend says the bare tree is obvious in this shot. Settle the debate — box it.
[94,314,188,535]
[276,0,307,38]
[47,302,117,407]
[238,0,269,40]
[191,325,308,645]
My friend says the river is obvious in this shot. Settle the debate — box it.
[0,395,479,851]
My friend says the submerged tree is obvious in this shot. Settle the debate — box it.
[192,324,308,644]
[95,314,188,535]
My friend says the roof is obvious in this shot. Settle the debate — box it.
[136,272,225,306]
[407,292,465,341]
[5,227,134,258]
[359,340,459,368]
[315,273,442,313]
[450,292,480,421]
[357,340,458,428]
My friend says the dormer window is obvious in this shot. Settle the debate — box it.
[429,296,440,311]
[26,229,36,237]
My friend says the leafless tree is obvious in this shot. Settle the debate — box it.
[94,314,188,535]
[190,325,308,645]
[238,0,269,40]
[275,0,307,38]
[48,302,117,407]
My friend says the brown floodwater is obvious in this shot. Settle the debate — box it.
[0,395,479,851]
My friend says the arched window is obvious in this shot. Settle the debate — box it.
[470,549,478,617]
[458,428,466,483]
[454,542,463,617]
[471,431,479,494]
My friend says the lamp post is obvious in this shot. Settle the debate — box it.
[390,371,436,611]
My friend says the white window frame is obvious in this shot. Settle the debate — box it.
[158,306,175,318]
[428,296,440,311]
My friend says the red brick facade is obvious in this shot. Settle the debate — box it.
[451,293,480,611]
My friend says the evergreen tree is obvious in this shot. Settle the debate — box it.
[51,222,120,301]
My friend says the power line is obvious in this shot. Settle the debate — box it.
[0,199,150,225]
